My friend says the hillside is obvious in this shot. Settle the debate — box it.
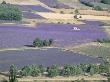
[0,0,42,5]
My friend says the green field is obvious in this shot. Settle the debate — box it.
[69,42,110,59]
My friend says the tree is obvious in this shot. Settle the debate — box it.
[0,4,22,20]
[75,65,83,75]
[38,65,45,74]
[108,77,110,82]
[1,1,6,4]
[33,38,43,47]
[48,65,59,77]
[74,9,79,15]
[90,66,95,76]
[62,65,71,76]
[9,64,18,82]
[49,39,53,46]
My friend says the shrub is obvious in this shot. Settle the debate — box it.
[74,9,79,14]
[60,11,64,14]
[33,38,53,47]
[96,38,110,43]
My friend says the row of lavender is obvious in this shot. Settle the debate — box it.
[38,0,71,8]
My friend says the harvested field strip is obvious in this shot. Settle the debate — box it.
[32,19,83,25]
[36,12,74,19]
[0,47,57,52]
[67,42,110,58]
[79,10,110,16]
[18,75,107,82]
[36,12,110,20]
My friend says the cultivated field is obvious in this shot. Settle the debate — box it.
[0,0,110,82]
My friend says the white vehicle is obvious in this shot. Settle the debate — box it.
[72,27,80,31]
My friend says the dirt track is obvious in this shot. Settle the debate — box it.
[18,76,107,82]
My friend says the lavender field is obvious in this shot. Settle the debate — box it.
[17,5,53,12]
[23,12,44,19]
[0,48,101,71]
[39,0,70,8]
[0,21,107,48]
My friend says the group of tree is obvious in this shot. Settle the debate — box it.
[3,60,110,82]
[19,65,45,77]
[0,1,22,21]
[101,0,110,5]
[33,38,53,47]
[80,0,103,11]
[15,60,110,78]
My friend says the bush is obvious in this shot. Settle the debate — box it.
[33,38,53,47]
[60,11,64,14]
[0,4,22,21]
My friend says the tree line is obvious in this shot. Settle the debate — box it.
[2,59,110,82]
[12,60,110,78]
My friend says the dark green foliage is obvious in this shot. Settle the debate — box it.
[99,59,110,75]
[1,79,8,82]
[62,65,83,76]
[20,65,44,77]
[1,1,6,4]
[108,77,110,82]
[17,60,110,77]
[48,65,59,77]
[80,1,93,7]
[0,4,22,21]
[74,9,79,15]
[96,38,110,43]
[101,0,110,5]
[94,6,103,11]
[9,65,18,82]
[33,38,53,47]
[33,38,44,47]
[60,11,64,14]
